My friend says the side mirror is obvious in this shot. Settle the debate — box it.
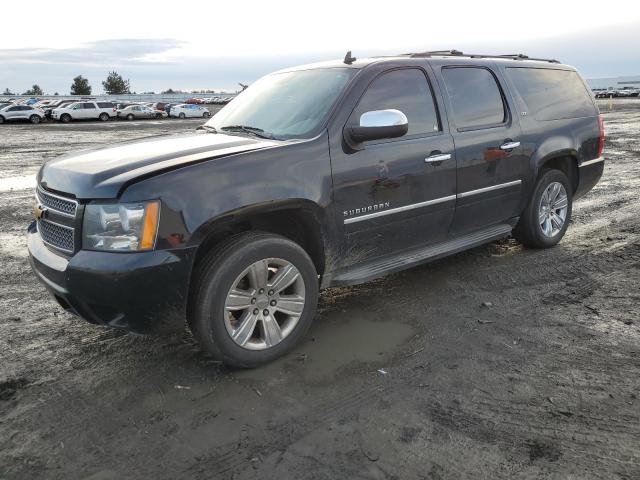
[345,109,409,148]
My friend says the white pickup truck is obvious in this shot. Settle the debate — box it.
[51,101,116,122]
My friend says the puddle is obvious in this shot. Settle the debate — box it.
[239,308,416,382]
[0,174,36,192]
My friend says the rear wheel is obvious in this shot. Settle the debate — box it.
[99,113,109,121]
[60,114,71,123]
[155,113,162,119]
[513,169,572,248]
[189,232,318,368]
[0,115,5,124]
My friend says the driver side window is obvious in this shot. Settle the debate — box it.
[349,68,440,138]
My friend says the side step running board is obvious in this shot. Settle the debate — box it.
[328,223,513,287]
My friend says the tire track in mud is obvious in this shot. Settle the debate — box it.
[185,242,640,478]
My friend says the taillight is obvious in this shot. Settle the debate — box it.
[597,115,605,157]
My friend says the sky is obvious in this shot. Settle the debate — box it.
[1,0,639,94]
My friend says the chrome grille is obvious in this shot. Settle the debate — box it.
[38,219,75,253]
[37,187,77,217]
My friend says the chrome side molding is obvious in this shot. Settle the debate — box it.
[579,157,604,167]
[344,179,522,224]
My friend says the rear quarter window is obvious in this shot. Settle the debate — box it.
[506,68,596,121]
[97,102,113,108]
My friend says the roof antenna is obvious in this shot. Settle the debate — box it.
[343,51,356,65]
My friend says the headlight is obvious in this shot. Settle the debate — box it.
[82,201,160,251]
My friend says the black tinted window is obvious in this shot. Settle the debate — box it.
[82,103,96,109]
[8,106,18,111]
[442,67,506,129]
[351,69,439,137]
[97,102,113,108]
[506,68,595,121]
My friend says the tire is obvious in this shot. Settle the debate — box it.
[155,113,162,119]
[179,113,186,119]
[0,115,4,124]
[203,111,211,118]
[189,232,319,368]
[60,114,71,123]
[29,115,41,124]
[513,169,573,248]
[126,114,134,121]
[99,113,109,122]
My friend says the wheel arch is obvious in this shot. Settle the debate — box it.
[534,150,579,194]
[190,199,328,278]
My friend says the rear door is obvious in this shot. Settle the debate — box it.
[331,67,456,264]
[81,102,97,119]
[434,63,529,235]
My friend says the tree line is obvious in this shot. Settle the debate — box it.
[2,72,229,97]
[2,71,133,96]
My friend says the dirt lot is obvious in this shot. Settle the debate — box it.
[0,102,639,480]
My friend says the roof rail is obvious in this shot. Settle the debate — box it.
[407,50,560,64]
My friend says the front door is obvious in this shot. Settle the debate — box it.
[331,67,457,266]
[435,64,529,235]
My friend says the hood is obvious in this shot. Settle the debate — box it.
[39,132,279,199]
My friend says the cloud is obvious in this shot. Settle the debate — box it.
[0,38,185,67]
[1,23,639,95]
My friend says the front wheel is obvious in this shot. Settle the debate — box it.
[179,112,186,119]
[189,232,318,368]
[0,115,5,124]
[60,114,71,123]
[29,115,41,124]
[513,169,572,248]
[126,114,134,121]
[203,111,211,118]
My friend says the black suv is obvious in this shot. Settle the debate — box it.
[28,51,604,367]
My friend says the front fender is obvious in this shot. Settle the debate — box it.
[119,132,334,248]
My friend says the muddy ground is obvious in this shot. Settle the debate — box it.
[0,101,638,480]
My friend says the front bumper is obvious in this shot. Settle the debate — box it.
[27,221,197,334]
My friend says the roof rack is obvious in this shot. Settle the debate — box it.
[406,50,560,64]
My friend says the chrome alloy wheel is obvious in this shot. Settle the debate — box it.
[224,258,305,350]
[538,181,568,237]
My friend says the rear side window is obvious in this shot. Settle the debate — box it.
[350,68,440,137]
[97,102,113,108]
[506,68,595,121]
[442,67,506,130]
[82,103,96,109]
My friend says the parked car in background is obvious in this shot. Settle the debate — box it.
[151,102,168,111]
[0,104,45,124]
[44,100,76,119]
[52,102,116,122]
[169,104,211,119]
[185,98,205,104]
[116,105,168,120]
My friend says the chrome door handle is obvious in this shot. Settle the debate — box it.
[425,153,452,163]
[500,141,521,150]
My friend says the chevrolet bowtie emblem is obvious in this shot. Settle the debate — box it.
[33,205,47,220]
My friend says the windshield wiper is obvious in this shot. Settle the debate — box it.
[197,125,217,133]
[220,125,276,139]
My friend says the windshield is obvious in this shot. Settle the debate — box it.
[205,67,356,140]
